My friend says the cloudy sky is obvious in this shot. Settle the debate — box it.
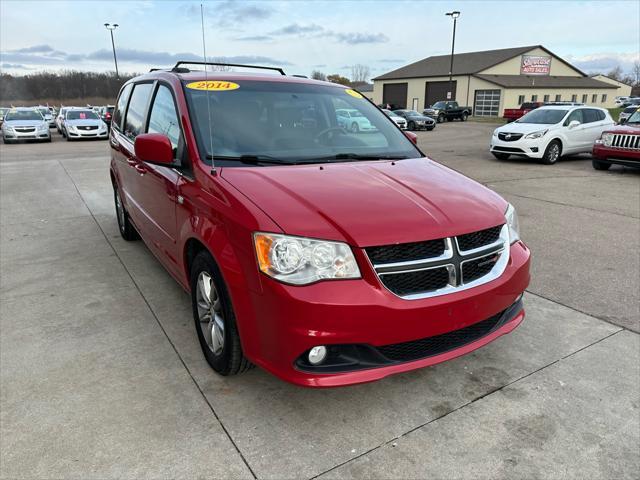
[1,0,638,79]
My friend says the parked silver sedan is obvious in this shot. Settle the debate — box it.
[382,109,407,129]
[62,109,108,141]
[1,108,51,143]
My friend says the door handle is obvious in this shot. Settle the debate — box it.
[134,164,147,175]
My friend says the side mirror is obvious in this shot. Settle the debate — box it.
[134,133,174,165]
[568,120,581,129]
[404,131,418,145]
[619,117,627,125]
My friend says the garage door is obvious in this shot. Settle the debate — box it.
[382,83,408,109]
[425,81,456,107]
[474,89,501,117]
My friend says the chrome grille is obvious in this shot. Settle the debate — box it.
[498,132,523,142]
[366,225,508,300]
[15,127,36,133]
[611,134,640,150]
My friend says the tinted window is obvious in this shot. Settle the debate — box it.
[147,85,182,153]
[124,83,153,141]
[113,83,132,131]
[582,109,600,123]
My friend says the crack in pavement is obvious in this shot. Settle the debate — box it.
[57,160,259,480]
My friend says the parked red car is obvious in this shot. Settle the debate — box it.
[503,102,543,122]
[592,107,640,170]
[109,62,531,387]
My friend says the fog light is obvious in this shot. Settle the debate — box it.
[308,346,327,365]
[530,147,539,152]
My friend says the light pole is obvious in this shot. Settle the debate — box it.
[445,11,460,101]
[104,23,119,79]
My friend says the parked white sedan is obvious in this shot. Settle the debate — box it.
[490,105,614,164]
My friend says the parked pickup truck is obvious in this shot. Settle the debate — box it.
[503,102,543,122]
[423,101,472,123]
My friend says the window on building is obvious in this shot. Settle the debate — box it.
[592,94,597,103]
[531,94,538,102]
[543,94,550,103]
[518,95,525,105]
[124,83,153,141]
[571,94,577,102]
[601,94,607,103]
[582,94,588,103]
[555,94,561,102]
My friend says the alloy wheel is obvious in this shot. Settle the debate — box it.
[196,271,225,356]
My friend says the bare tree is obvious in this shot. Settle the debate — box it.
[607,65,623,82]
[633,60,640,86]
[311,70,327,81]
[350,64,370,85]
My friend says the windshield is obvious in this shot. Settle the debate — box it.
[626,109,640,123]
[0,108,8,115]
[517,109,568,124]
[38,108,49,116]
[184,80,420,166]
[5,110,43,121]
[432,102,447,109]
[67,110,99,120]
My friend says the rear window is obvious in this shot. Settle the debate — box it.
[112,83,133,131]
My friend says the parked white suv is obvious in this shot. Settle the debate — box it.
[490,105,614,164]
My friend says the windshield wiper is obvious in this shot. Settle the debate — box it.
[207,154,291,165]
[310,153,410,162]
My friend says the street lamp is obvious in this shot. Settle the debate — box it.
[445,11,460,101]
[104,23,120,79]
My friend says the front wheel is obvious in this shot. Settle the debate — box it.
[408,121,416,131]
[437,114,445,123]
[461,112,468,121]
[541,140,561,165]
[592,159,611,171]
[190,251,252,376]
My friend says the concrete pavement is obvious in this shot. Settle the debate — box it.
[1,125,638,479]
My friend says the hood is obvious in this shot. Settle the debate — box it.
[406,114,430,121]
[4,120,47,127]
[66,119,103,127]
[606,123,640,134]
[222,158,507,247]
[495,122,554,134]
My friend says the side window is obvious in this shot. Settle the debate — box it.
[112,83,132,131]
[582,109,598,124]
[564,109,584,126]
[147,85,182,153]
[124,83,153,141]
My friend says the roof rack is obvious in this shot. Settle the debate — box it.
[171,61,286,75]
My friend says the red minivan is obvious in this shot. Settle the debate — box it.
[109,62,530,387]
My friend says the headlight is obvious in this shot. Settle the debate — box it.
[253,232,360,285]
[601,133,613,146]
[525,129,548,139]
[38,124,48,131]
[67,125,76,132]
[4,126,13,132]
[492,130,498,137]
[505,204,520,245]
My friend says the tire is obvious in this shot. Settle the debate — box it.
[437,114,445,123]
[541,140,561,165]
[2,136,12,144]
[190,250,252,376]
[492,152,511,160]
[592,159,611,171]
[113,183,139,241]
[66,134,72,142]
[351,122,359,133]
[427,126,435,131]
[461,112,468,121]
[408,121,416,131]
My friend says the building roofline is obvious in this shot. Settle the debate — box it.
[590,74,633,87]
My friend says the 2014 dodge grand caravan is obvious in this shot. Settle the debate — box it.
[109,62,531,387]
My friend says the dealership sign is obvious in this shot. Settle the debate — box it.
[520,55,551,75]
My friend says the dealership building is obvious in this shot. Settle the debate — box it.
[371,45,631,116]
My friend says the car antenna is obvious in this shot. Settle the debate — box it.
[200,3,216,176]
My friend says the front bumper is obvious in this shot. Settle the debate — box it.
[3,130,50,140]
[67,129,108,138]
[490,136,545,158]
[238,241,531,387]
[593,143,640,167]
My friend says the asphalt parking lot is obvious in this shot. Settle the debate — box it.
[1,122,638,479]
